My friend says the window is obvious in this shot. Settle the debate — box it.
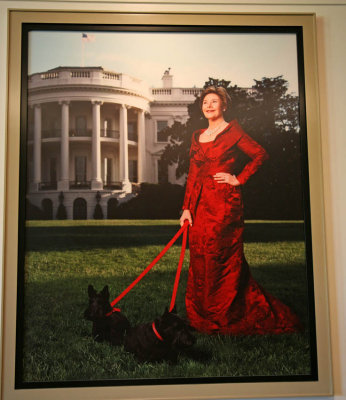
[47,117,60,138]
[157,159,168,184]
[41,199,53,220]
[73,198,87,220]
[49,158,57,184]
[129,160,138,183]
[104,157,113,184]
[128,121,137,141]
[75,156,87,183]
[156,120,169,143]
[102,119,112,137]
[75,116,87,136]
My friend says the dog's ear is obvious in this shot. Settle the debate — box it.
[88,285,96,298]
[164,306,177,314]
[101,285,109,299]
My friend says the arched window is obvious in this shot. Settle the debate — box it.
[41,198,53,220]
[73,198,87,220]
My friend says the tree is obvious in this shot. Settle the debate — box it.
[247,76,302,219]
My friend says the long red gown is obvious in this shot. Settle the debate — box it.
[182,120,301,335]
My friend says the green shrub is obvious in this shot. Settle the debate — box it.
[115,183,184,219]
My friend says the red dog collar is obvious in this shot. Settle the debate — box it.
[105,307,121,317]
[152,321,164,341]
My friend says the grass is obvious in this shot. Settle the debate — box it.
[20,219,313,385]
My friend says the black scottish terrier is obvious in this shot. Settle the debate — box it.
[124,306,196,363]
[84,285,130,346]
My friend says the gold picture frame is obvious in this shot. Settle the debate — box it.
[2,9,332,399]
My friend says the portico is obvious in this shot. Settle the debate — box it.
[26,66,200,219]
[28,67,151,195]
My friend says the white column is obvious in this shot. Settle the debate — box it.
[91,100,103,190]
[137,109,146,183]
[119,104,131,193]
[32,104,41,191]
[58,101,70,191]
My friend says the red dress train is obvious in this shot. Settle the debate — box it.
[182,121,301,335]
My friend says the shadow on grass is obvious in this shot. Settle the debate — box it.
[21,261,309,333]
[25,222,305,252]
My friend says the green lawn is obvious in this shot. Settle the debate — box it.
[20,219,312,385]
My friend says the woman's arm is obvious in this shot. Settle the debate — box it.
[180,157,198,227]
[235,133,269,185]
[182,156,199,210]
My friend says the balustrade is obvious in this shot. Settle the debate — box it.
[103,72,120,80]
[40,72,59,80]
[69,129,92,137]
[42,129,61,139]
[71,71,90,78]
[152,89,172,95]
[39,182,58,190]
[100,129,119,139]
[128,130,138,142]
[69,180,91,189]
[103,181,122,190]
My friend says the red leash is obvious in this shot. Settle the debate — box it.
[169,222,188,312]
[108,221,189,312]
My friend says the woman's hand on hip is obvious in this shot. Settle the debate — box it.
[180,209,193,227]
[213,172,240,186]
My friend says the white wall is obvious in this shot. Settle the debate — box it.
[0,1,345,400]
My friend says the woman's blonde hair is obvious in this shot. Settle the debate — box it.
[199,86,231,111]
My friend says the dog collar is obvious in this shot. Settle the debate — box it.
[105,307,121,317]
[152,321,164,342]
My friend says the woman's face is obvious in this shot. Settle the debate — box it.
[202,93,224,121]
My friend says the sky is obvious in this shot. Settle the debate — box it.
[28,30,299,94]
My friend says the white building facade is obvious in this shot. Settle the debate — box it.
[27,66,202,219]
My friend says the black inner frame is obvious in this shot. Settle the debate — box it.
[16,22,317,389]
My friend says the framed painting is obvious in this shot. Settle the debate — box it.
[2,9,332,400]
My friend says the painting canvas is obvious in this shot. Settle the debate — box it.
[2,10,332,400]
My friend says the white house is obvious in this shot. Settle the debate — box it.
[27,66,202,219]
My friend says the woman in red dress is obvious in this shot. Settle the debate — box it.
[180,86,301,335]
